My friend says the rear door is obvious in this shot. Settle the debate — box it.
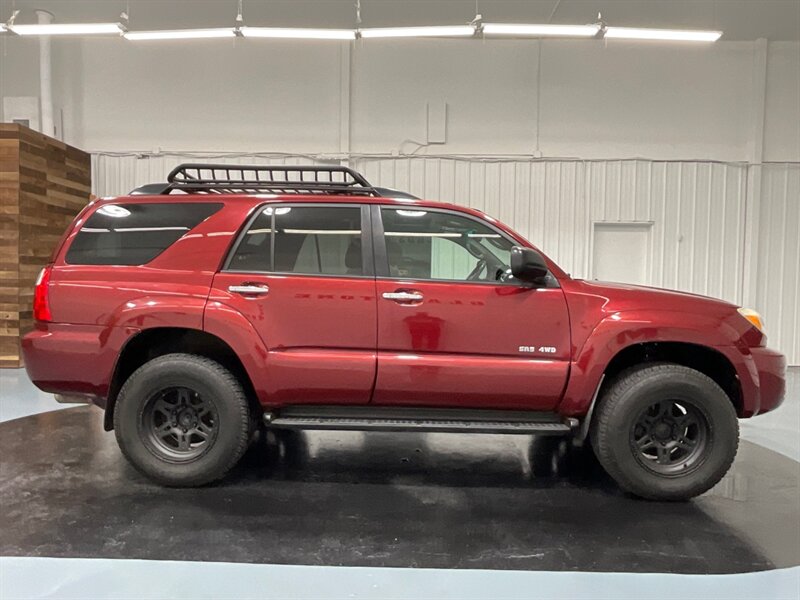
[210,203,377,405]
[372,206,570,411]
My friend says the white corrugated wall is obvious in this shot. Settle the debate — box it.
[756,164,800,364]
[91,154,799,364]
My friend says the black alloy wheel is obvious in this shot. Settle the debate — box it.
[630,399,709,476]
[114,353,252,486]
[141,386,218,462]
[591,362,739,501]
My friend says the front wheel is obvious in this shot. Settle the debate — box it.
[591,363,739,501]
[114,353,252,486]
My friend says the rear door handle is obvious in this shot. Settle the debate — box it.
[382,291,423,302]
[228,284,270,296]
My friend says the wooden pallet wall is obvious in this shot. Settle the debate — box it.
[0,124,91,368]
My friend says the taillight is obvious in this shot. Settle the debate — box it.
[33,266,52,322]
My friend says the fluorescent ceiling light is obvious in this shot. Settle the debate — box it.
[482,23,600,37]
[124,28,235,41]
[604,27,722,42]
[359,26,474,39]
[240,26,355,40]
[10,22,123,35]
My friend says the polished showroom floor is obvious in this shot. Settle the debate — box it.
[1,368,798,599]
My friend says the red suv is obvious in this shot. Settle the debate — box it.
[22,164,786,500]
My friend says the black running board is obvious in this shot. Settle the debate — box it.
[267,406,575,436]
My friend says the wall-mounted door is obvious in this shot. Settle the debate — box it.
[592,222,653,285]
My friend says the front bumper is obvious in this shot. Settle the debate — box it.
[722,343,787,417]
[749,346,786,416]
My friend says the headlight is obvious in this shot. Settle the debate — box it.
[738,308,765,332]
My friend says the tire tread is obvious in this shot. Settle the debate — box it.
[114,353,252,487]
[591,362,739,501]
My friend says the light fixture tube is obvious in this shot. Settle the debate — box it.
[604,27,722,42]
[239,26,355,40]
[10,22,124,35]
[482,23,600,37]
[359,25,475,39]
[124,28,236,41]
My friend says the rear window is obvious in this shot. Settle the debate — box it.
[65,203,222,266]
[227,205,363,276]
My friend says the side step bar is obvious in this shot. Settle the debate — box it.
[267,406,576,436]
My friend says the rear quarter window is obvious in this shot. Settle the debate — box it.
[64,203,222,266]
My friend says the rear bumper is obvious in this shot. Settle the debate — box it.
[21,323,135,405]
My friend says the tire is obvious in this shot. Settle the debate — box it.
[590,363,739,501]
[114,353,252,486]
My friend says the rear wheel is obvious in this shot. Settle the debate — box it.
[591,363,739,501]
[114,353,251,486]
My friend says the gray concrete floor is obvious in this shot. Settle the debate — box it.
[1,367,798,600]
[739,367,800,462]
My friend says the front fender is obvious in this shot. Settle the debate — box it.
[558,309,744,416]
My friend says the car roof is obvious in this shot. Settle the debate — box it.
[91,192,518,239]
[86,190,563,278]
[98,192,464,212]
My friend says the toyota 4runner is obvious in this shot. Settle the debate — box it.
[22,164,786,500]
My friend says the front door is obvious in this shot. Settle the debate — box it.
[210,204,377,405]
[373,206,570,411]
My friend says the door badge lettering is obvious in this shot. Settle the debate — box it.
[519,345,557,354]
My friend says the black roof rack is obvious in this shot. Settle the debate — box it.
[160,163,380,196]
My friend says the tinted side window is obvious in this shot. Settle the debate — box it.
[227,209,272,272]
[380,208,514,282]
[65,203,222,266]
[228,206,363,276]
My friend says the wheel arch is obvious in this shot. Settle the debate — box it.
[559,307,748,418]
[105,327,259,431]
[597,341,742,414]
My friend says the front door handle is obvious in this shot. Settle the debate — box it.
[228,284,270,296]
[382,291,423,303]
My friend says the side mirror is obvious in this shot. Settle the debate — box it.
[510,246,549,284]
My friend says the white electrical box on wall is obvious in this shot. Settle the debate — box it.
[426,101,447,144]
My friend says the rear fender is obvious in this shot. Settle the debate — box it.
[107,295,206,331]
[203,300,270,403]
[101,295,207,399]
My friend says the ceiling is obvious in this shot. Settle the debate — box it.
[2,0,799,41]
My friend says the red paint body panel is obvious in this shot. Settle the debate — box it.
[202,298,272,402]
[748,347,787,415]
[21,322,135,399]
[376,352,568,410]
[556,279,782,417]
[21,192,786,423]
[373,280,570,409]
[209,273,377,406]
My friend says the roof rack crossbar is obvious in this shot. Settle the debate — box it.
[164,163,379,196]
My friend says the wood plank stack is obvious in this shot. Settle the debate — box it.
[0,124,91,368]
